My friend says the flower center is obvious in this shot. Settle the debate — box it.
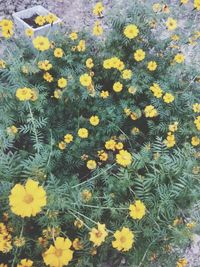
[120,236,126,243]
[23,194,34,204]
[55,248,63,257]
[95,230,102,238]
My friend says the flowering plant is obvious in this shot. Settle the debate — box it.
[0,1,200,266]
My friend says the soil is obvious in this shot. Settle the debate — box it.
[22,13,48,28]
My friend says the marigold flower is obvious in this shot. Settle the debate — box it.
[33,36,50,51]
[78,128,88,139]
[164,132,176,148]
[54,48,64,58]
[176,258,188,267]
[163,93,175,103]
[35,15,46,26]
[89,115,100,126]
[58,77,67,88]
[54,89,62,99]
[122,69,132,79]
[74,219,84,228]
[191,136,200,146]
[25,28,34,37]
[194,0,200,10]
[9,179,47,217]
[89,223,108,247]
[45,13,58,24]
[193,103,200,113]
[72,238,83,250]
[43,237,73,267]
[112,227,134,252]
[147,61,157,71]
[129,200,146,220]
[81,189,92,202]
[86,58,94,69]
[58,141,66,150]
[69,32,78,40]
[174,53,185,63]
[100,90,109,98]
[93,21,103,36]
[105,139,116,150]
[17,259,33,267]
[7,125,18,135]
[113,81,123,92]
[144,105,158,117]
[77,40,86,52]
[116,149,132,167]
[124,24,139,39]
[134,49,145,61]
[93,2,104,16]
[166,18,177,30]
[64,134,73,143]
[194,116,200,130]
[43,72,54,82]
[80,73,92,87]
[16,87,32,101]
[87,160,97,170]
[38,60,52,71]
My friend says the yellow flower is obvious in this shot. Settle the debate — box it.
[150,83,163,98]
[166,18,177,30]
[0,19,13,30]
[147,61,157,71]
[2,28,14,38]
[54,89,62,99]
[164,132,176,148]
[186,221,196,229]
[113,81,123,92]
[193,103,200,113]
[174,53,185,63]
[17,259,33,267]
[144,105,158,117]
[69,32,78,40]
[35,15,46,26]
[74,219,84,228]
[86,160,97,170]
[93,2,104,16]
[64,134,73,143]
[25,28,34,37]
[9,179,47,217]
[43,72,54,82]
[86,58,94,69]
[58,78,67,88]
[54,48,64,58]
[112,227,134,252]
[45,13,58,24]
[14,236,25,247]
[72,238,83,250]
[115,142,123,150]
[124,24,139,39]
[7,125,18,135]
[100,90,109,98]
[194,0,200,10]
[169,122,178,132]
[98,150,108,161]
[191,136,200,146]
[16,87,32,101]
[0,59,6,69]
[77,40,86,52]
[38,60,52,71]
[194,116,200,130]
[78,128,89,138]
[116,149,132,167]
[81,189,92,202]
[89,223,108,247]
[43,237,73,267]
[131,127,140,135]
[152,3,161,12]
[0,264,8,267]
[134,49,145,61]
[93,21,103,36]
[33,36,50,51]
[129,200,146,220]
[105,139,116,151]
[163,93,175,103]
[122,69,132,80]
[128,86,137,95]
[176,258,188,267]
[58,141,66,150]
[80,73,92,87]
[171,34,180,41]
[89,115,100,126]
